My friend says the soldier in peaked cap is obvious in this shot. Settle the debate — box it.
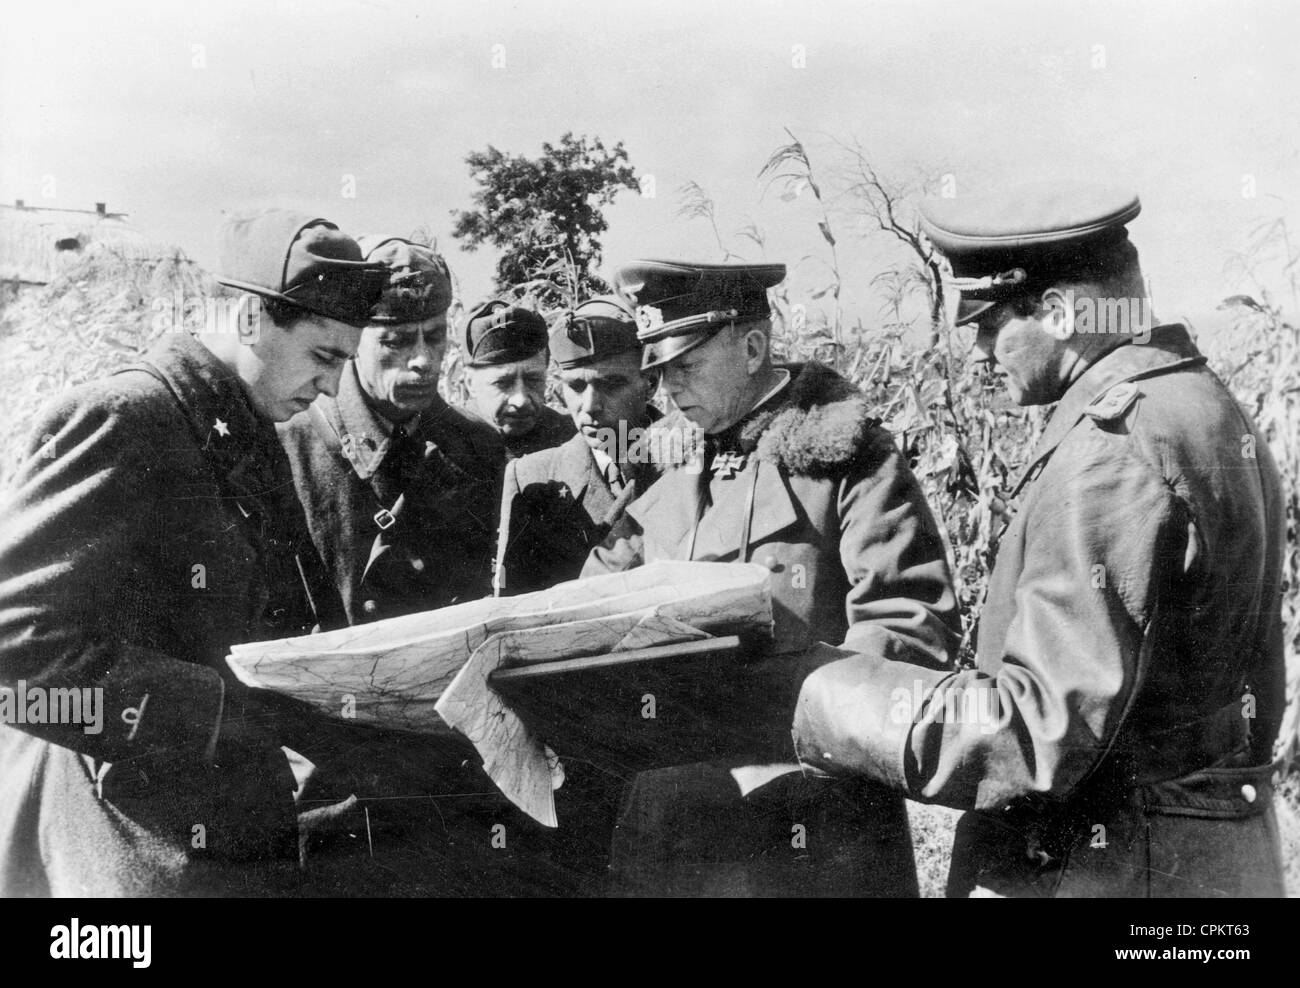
[791,181,1288,897]
[496,295,666,597]
[583,260,960,897]
[0,209,385,896]
[458,299,576,461]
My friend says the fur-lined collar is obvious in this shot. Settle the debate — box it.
[652,362,888,478]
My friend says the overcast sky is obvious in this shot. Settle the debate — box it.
[4,0,1298,332]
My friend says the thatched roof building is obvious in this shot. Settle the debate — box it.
[0,206,216,484]
[0,201,154,285]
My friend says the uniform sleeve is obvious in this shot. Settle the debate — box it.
[794,431,1182,808]
[0,388,225,768]
[836,433,961,670]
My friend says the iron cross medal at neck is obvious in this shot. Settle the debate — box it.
[712,449,748,479]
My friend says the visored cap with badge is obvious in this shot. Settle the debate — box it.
[216,209,387,328]
[461,299,549,367]
[549,295,641,369]
[919,182,1142,326]
[613,260,787,370]
[356,236,454,325]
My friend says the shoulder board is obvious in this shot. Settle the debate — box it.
[1084,380,1140,422]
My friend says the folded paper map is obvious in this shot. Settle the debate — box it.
[226,561,774,825]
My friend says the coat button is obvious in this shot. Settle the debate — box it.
[762,554,780,572]
[1241,784,1257,803]
[410,558,425,573]
[362,599,378,615]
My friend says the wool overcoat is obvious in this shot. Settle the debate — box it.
[583,362,960,896]
[0,334,335,896]
[794,326,1289,897]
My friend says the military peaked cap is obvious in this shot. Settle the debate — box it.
[919,182,1142,326]
[612,260,786,370]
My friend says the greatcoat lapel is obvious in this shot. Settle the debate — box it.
[685,456,800,561]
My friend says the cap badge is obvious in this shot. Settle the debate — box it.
[636,304,664,333]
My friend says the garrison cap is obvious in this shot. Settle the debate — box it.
[216,209,386,328]
[612,260,787,370]
[549,295,641,369]
[356,236,453,324]
[461,299,549,367]
[919,182,1142,326]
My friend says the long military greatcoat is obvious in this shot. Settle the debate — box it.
[279,361,503,626]
[583,362,961,896]
[793,325,1289,897]
[0,334,335,897]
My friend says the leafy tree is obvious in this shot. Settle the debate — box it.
[450,133,639,307]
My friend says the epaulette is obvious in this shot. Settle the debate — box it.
[1084,380,1140,422]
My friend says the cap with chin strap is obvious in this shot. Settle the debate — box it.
[612,259,787,370]
[919,182,1142,326]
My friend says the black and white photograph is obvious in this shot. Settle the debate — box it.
[0,0,1296,938]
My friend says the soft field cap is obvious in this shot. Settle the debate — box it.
[217,209,386,327]
[357,236,454,324]
[549,295,641,369]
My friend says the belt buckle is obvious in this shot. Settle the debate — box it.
[374,507,397,530]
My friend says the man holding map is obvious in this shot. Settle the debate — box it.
[583,259,961,896]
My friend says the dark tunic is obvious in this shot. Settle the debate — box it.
[0,334,335,896]
[279,361,503,626]
[280,366,613,895]
[496,409,663,596]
